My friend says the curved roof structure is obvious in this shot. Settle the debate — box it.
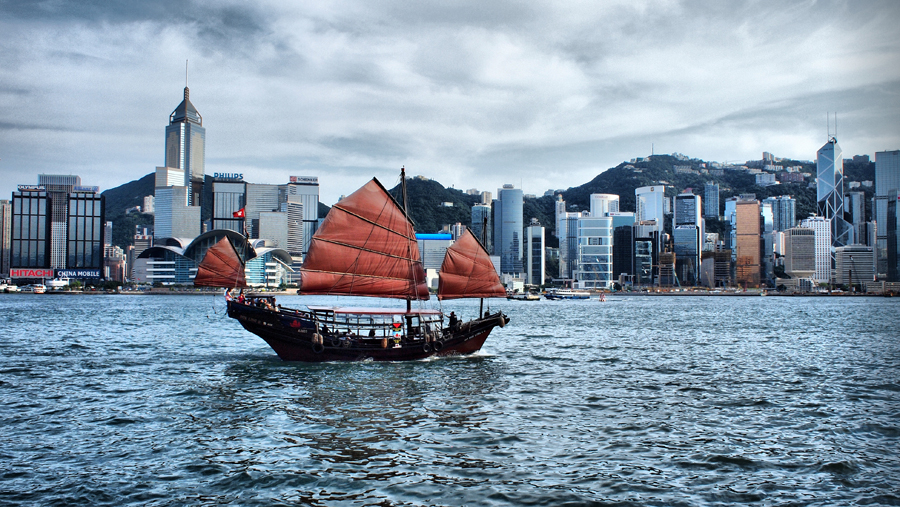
[182,229,255,264]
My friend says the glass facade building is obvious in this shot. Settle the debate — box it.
[875,150,900,278]
[471,204,492,253]
[574,216,612,289]
[817,138,852,249]
[165,87,206,207]
[493,185,523,275]
[11,190,49,268]
[67,192,104,269]
[212,180,246,233]
[525,219,545,286]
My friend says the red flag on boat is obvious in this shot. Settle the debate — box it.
[232,208,245,218]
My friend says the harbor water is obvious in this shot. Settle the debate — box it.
[1,294,898,506]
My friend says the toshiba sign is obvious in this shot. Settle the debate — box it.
[10,269,54,278]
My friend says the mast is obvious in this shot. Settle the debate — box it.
[402,166,412,314]
[480,215,488,317]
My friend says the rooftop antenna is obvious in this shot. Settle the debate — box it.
[834,112,837,139]
[826,111,830,142]
[185,59,189,88]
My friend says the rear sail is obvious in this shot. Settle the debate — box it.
[194,237,248,288]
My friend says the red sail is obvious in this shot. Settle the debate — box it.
[437,229,506,300]
[193,237,248,288]
[300,178,429,300]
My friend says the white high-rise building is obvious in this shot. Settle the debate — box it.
[635,186,666,224]
[525,219,546,286]
[800,216,832,284]
[286,176,319,256]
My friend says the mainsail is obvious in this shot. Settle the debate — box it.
[300,178,429,300]
[437,229,506,300]
[194,237,248,288]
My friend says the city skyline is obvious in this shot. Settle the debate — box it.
[1,1,899,206]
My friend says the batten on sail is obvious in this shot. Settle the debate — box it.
[300,178,429,300]
[194,237,249,288]
[437,229,506,300]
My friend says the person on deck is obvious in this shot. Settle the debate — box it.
[237,290,245,304]
[448,312,458,330]
[224,288,233,302]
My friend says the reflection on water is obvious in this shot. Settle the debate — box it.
[0,294,898,506]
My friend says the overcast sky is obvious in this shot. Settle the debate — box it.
[1,0,898,205]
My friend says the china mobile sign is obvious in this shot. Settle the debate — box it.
[57,269,101,278]
[10,269,54,278]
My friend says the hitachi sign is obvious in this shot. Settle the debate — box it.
[10,268,54,278]
[213,173,244,180]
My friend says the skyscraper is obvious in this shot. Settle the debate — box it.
[800,216,832,284]
[471,203,492,252]
[674,192,704,285]
[735,198,761,287]
[165,85,206,207]
[704,183,719,219]
[763,195,797,232]
[493,185,523,275]
[875,150,900,278]
[817,137,851,248]
[525,219,545,286]
[286,176,320,256]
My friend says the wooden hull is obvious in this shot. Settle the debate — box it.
[226,301,508,362]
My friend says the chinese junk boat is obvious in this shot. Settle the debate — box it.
[196,170,509,362]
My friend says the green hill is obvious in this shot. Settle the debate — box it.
[100,173,155,248]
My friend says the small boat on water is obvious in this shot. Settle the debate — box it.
[507,291,540,301]
[544,288,591,300]
[196,169,510,362]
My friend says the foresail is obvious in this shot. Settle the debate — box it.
[300,179,429,300]
[194,237,248,288]
[437,229,506,300]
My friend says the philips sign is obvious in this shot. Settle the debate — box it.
[57,269,102,278]
[213,173,244,181]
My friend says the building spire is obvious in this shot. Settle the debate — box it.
[184,59,190,100]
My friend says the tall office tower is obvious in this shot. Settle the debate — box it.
[493,185,523,275]
[129,229,153,281]
[471,203,492,252]
[875,150,900,278]
[817,137,851,248]
[416,234,453,270]
[559,212,583,279]
[524,218,546,286]
[283,195,304,256]
[589,194,619,217]
[704,183,719,218]
[760,201,776,284]
[211,176,246,233]
[734,198,761,287]
[286,176,319,256]
[574,214,612,289]
[449,223,466,241]
[763,195,797,232]
[245,183,280,238]
[165,85,205,206]
[37,174,81,269]
[674,192,704,285]
[0,199,10,275]
[554,195,567,241]
[635,186,666,224]
[888,190,900,281]
[610,212,635,283]
[636,185,667,257]
[845,191,866,245]
[104,221,113,247]
[800,216,832,284]
[783,227,816,279]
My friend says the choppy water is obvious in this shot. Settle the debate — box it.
[1,294,898,506]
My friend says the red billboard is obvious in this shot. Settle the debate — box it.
[10,269,54,278]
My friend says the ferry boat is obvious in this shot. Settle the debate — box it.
[196,169,510,362]
[544,288,591,300]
